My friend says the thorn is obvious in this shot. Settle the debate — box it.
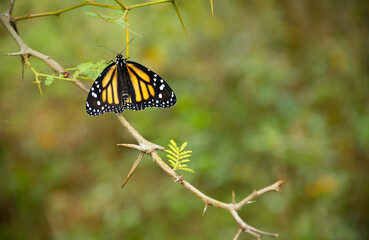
[121,152,144,189]
[210,0,214,16]
[7,52,22,56]
[21,56,25,80]
[233,228,242,240]
[32,81,43,95]
[202,203,210,216]
[117,143,143,151]
[243,228,262,239]
[253,189,258,197]
[156,145,165,152]
[232,187,236,204]
[246,200,256,204]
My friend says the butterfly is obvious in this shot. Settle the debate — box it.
[86,54,176,116]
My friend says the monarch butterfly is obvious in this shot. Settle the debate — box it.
[86,54,176,116]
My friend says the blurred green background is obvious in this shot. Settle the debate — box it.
[1,0,368,239]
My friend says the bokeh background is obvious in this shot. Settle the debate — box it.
[1,0,368,239]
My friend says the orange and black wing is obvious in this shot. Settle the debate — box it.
[86,62,125,116]
[124,61,176,111]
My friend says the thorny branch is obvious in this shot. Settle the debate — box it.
[0,1,284,239]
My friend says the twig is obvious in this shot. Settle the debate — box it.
[13,2,122,22]
[128,0,173,10]
[114,0,128,11]
[13,0,177,22]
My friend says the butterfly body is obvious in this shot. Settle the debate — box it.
[86,54,176,116]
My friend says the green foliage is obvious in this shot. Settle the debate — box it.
[45,74,54,86]
[38,60,108,87]
[85,11,117,22]
[166,140,195,173]
[73,60,108,80]
[85,11,141,36]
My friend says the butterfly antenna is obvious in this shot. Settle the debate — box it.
[120,38,135,55]
[98,45,118,55]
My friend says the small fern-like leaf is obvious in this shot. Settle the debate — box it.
[166,139,195,173]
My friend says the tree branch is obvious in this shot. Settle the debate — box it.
[0,13,89,93]
[12,0,176,22]
[128,0,173,10]
[13,2,122,22]
[114,0,128,11]
[0,2,283,239]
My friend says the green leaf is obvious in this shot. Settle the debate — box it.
[179,142,188,152]
[180,150,192,155]
[75,61,109,80]
[168,144,179,155]
[93,60,107,69]
[179,154,191,159]
[116,19,129,28]
[182,168,195,173]
[73,70,80,79]
[85,11,115,21]
[166,150,176,157]
[45,75,54,86]
[76,62,92,73]
[169,139,178,149]
[116,20,141,37]
[167,155,177,162]
[166,139,195,174]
